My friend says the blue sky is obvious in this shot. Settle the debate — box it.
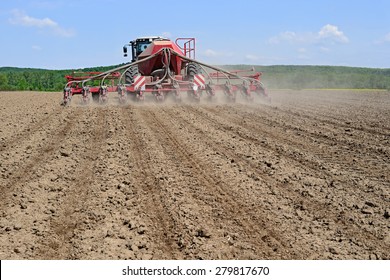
[0,0,389,69]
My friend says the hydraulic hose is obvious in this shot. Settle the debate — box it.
[169,49,262,86]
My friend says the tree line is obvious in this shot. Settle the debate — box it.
[1,65,390,91]
[256,65,390,90]
[0,65,115,91]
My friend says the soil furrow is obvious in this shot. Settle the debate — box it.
[0,106,63,153]
[38,107,109,259]
[208,105,389,159]
[194,105,389,190]
[0,108,83,208]
[121,105,179,259]
[143,106,291,259]
[170,104,389,259]
[1,90,388,260]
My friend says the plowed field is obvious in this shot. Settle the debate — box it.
[0,90,389,260]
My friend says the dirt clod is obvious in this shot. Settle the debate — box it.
[384,209,390,219]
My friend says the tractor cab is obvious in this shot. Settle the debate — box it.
[123,36,167,62]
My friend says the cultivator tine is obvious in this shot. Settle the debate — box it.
[118,85,127,104]
[154,84,164,102]
[99,85,108,104]
[254,83,271,102]
[137,91,144,101]
[241,81,253,101]
[63,87,72,106]
[223,82,236,102]
[205,83,215,100]
[173,82,181,102]
[187,87,200,102]
[82,86,90,104]
[185,81,200,102]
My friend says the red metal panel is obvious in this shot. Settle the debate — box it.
[137,40,185,76]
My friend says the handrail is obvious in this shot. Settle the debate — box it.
[175,38,196,59]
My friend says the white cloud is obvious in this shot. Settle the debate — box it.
[318,24,349,43]
[32,45,42,51]
[269,31,318,45]
[271,31,294,43]
[201,49,235,64]
[320,47,330,52]
[385,33,390,42]
[298,48,307,53]
[9,9,56,27]
[245,54,260,61]
[269,24,349,45]
[204,49,219,57]
[375,32,390,44]
[161,31,172,38]
[203,49,234,58]
[9,9,75,37]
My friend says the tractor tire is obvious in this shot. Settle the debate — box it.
[125,66,139,85]
[187,63,202,101]
[187,62,201,80]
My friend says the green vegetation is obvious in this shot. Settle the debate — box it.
[0,65,119,91]
[1,65,390,91]
[222,65,390,90]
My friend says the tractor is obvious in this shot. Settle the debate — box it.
[63,36,268,105]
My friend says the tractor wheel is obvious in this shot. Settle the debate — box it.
[187,62,201,80]
[125,66,139,85]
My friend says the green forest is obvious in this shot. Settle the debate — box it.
[0,65,115,91]
[1,65,390,91]
[225,65,390,90]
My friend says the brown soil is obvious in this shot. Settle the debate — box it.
[0,90,389,260]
